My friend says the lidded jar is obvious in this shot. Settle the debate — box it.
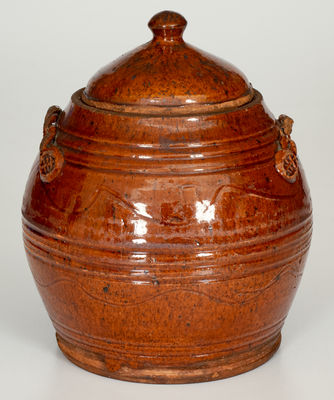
[22,11,312,383]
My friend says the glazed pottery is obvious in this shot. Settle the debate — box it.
[22,11,312,383]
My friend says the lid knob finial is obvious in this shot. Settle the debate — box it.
[148,11,187,42]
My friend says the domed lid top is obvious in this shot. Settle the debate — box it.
[82,11,253,115]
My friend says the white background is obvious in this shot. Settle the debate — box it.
[1,0,333,399]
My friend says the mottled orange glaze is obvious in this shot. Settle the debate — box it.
[22,11,312,383]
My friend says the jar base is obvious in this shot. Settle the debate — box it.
[56,332,281,384]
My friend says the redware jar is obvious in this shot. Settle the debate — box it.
[22,11,312,383]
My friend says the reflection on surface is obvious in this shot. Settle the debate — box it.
[132,238,146,244]
[133,219,147,236]
[190,154,203,159]
[132,203,151,245]
[134,203,152,219]
[197,252,214,258]
[195,200,215,223]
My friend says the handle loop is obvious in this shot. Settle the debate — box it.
[274,115,298,183]
[39,106,64,183]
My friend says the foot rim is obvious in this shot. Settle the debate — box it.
[56,332,281,384]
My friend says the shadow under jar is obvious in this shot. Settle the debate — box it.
[22,11,312,383]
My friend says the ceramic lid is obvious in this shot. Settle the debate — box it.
[82,11,253,115]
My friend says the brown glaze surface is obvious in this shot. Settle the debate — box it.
[22,11,312,383]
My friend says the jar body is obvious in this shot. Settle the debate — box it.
[22,90,312,383]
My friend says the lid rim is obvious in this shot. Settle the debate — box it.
[81,87,254,116]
